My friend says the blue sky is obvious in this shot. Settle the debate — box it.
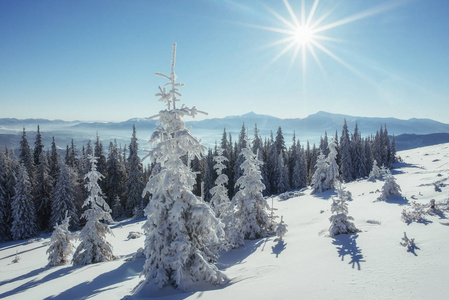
[1,0,448,123]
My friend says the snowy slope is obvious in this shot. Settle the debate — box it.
[1,143,449,300]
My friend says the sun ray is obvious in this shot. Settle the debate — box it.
[261,36,298,49]
[313,34,344,43]
[306,0,320,27]
[310,39,377,87]
[268,41,297,66]
[307,43,326,75]
[300,0,306,26]
[283,0,301,28]
[263,5,296,31]
[314,1,407,33]
[308,8,333,31]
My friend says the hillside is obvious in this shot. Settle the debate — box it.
[1,143,448,299]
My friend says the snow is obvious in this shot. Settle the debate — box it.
[1,143,449,299]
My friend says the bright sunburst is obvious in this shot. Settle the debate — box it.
[259,0,405,82]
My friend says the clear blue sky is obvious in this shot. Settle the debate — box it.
[1,0,448,123]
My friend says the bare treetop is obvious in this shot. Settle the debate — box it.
[155,43,184,110]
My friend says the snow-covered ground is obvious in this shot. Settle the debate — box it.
[1,143,448,300]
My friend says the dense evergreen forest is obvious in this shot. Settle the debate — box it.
[0,120,396,241]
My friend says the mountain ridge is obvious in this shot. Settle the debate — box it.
[1,111,448,150]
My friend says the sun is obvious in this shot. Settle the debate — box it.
[293,25,314,46]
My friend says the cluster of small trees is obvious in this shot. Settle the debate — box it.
[140,43,272,288]
[47,155,115,266]
[0,124,148,241]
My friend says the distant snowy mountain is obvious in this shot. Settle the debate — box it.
[188,111,449,137]
[1,112,448,151]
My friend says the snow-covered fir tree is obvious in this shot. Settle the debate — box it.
[11,163,37,240]
[51,159,79,229]
[391,135,397,163]
[325,138,339,189]
[273,151,290,194]
[0,151,10,240]
[202,148,216,202]
[126,124,145,218]
[368,160,382,181]
[329,181,358,236]
[111,195,124,220]
[34,150,53,231]
[275,216,288,241]
[233,133,270,240]
[141,43,227,289]
[1,149,18,241]
[210,148,230,218]
[339,119,353,182]
[94,136,108,202]
[319,131,329,157]
[19,127,35,186]
[233,123,247,195]
[209,147,243,249]
[33,125,44,166]
[311,150,329,194]
[72,155,114,265]
[377,169,402,201]
[49,137,60,180]
[351,123,364,178]
[47,213,74,266]
[107,140,126,218]
[335,180,353,202]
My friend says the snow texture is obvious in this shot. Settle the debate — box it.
[2,143,449,300]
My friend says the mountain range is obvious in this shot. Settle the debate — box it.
[1,111,448,153]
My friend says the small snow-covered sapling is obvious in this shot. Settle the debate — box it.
[275,216,288,241]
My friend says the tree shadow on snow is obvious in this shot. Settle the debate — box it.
[110,217,145,230]
[332,234,365,270]
[0,243,47,262]
[393,161,422,170]
[0,239,34,251]
[312,189,337,201]
[406,243,420,257]
[0,264,84,299]
[43,258,143,300]
[271,239,286,258]
[385,195,409,206]
[217,238,268,270]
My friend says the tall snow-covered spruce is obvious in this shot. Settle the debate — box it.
[72,155,114,265]
[233,132,270,239]
[210,147,244,249]
[11,163,37,240]
[141,43,227,289]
